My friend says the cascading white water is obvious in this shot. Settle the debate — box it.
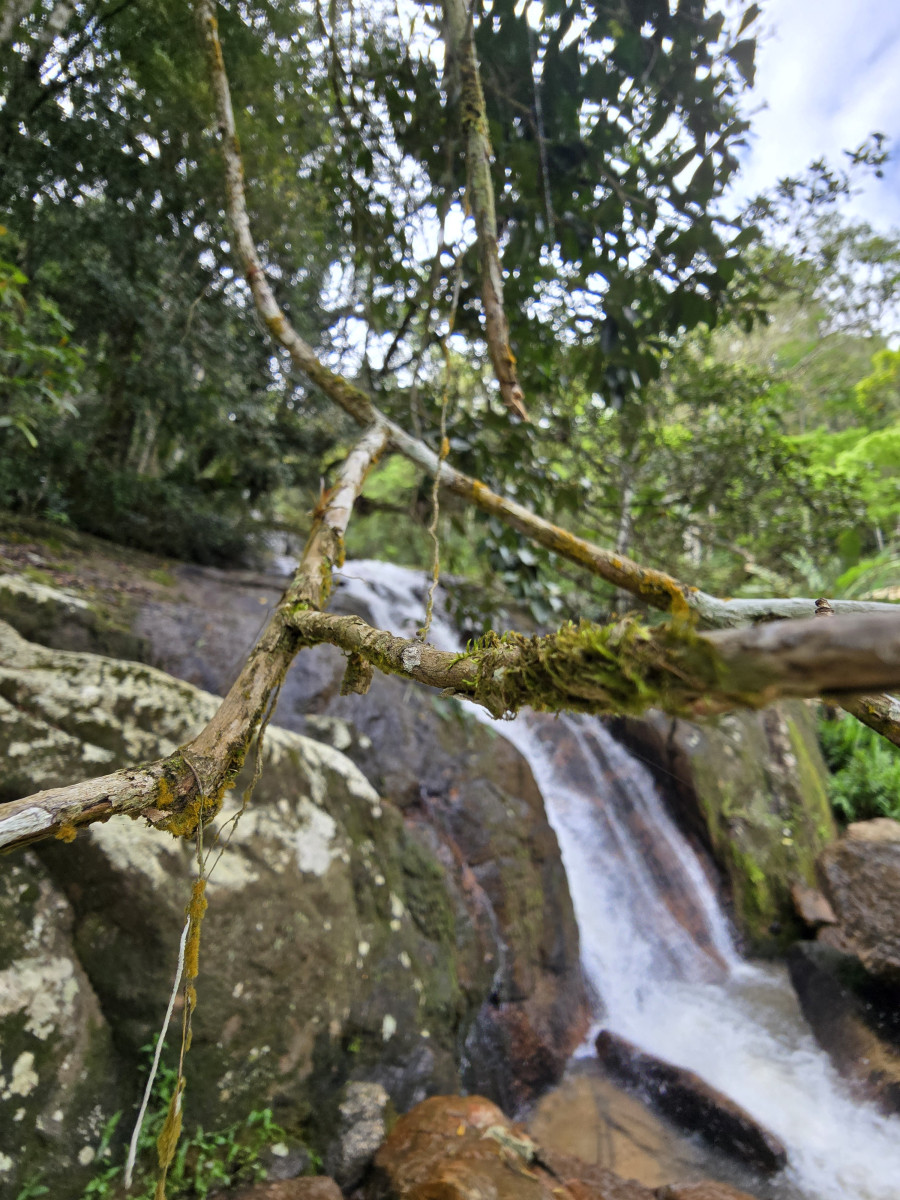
[329,560,900,1200]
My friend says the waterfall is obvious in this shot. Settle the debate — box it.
[326,560,900,1200]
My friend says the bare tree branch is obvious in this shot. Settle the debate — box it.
[834,693,900,749]
[0,423,389,854]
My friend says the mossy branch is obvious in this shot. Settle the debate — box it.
[291,608,900,720]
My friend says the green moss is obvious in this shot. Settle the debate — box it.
[400,839,455,944]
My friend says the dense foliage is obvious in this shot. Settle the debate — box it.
[1,0,898,614]
[819,712,900,824]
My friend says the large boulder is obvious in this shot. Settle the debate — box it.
[0,851,122,1199]
[816,818,900,984]
[0,620,480,1175]
[327,675,590,1110]
[1,591,587,1190]
[528,1063,753,1192]
[610,704,836,949]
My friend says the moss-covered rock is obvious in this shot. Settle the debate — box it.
[611,703,837,950]
[0,570,148,660]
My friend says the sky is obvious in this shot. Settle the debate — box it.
[740,0,900,230]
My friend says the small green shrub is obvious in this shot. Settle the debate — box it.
[78,1045,287,1200]
[818,712,900,823]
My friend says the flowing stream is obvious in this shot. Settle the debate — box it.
[328,560,900,1200]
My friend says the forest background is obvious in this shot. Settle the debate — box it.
[2,0,900,820]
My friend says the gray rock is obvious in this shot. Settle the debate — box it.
[326,1080,390,1187]
[0,852,122,1198]
[817,819,900,983]
[610,703,836,949]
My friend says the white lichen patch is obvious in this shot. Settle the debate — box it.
[0,1151,13,1173]
[0,954,79,1039]
[297,736,380,807]
[88,815,185,892]
[77,1146,95,1166]
[294,799,338,876]
[381,1014,397,1041]
[2,1051,39,1099]
[0,573,89,613]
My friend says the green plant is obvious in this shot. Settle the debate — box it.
[79,1044,288,1199]
[15,1177,49,1200]
[818,712,900,823]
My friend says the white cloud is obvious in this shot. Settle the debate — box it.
[737,0,900,230]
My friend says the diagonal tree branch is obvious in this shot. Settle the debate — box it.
[196,0,898,629]
[0,422,389,854]
[194,0,900,752]
[440,0,528,420]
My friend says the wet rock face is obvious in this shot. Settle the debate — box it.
[0,852,122,1199]
[594,1032,787,1175]
[817,819,900,984]
[787,942,900,1115]
[610,703,836,950]
[656,1186,760,1200]
[528,1063,760,1194]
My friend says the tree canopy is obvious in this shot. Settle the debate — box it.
[2,0,900,840]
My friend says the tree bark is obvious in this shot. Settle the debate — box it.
[288,608,900,718]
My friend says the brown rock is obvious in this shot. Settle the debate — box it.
[790,882,836,929]
[594,1032,786,1174]
[370,1094,653,1200]
[529,1063,741,1190]
[656,1186,760,1200]
[818,821,900,983]
[787,942,900,1114]
[845,818,900,843]
[226,1180,342,1200]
